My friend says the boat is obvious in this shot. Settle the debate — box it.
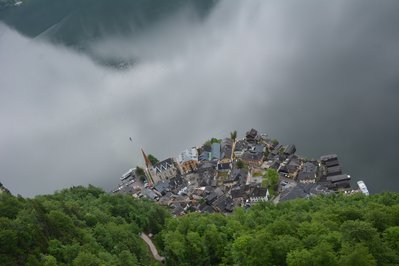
[357,180,369,196]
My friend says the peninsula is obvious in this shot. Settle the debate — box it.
[113,128,368,215]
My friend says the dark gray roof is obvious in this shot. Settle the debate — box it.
[327,174,350,183]
[205,192,218,204]
[246,128,258,140]
[332,180,351,188]
[298,162,318,180]
[254,144,265,153]
[326,165,342,176]
[154,158,175,173]
[235,140,249,151]
[280,184,309,201]
[230,186,246,198]
[229,168,247,182]
[320,154,338,162]
[325,159,339,167]
[241,150,263,162]
[154,180,170,194]
[284,144,296,155]
[250,187,268,198]
[217,162,231,171]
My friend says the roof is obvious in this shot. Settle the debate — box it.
[221,140,233,159]
[235,140,249,151]
[231,186,246,198]
[326,165,342,176]
[298,162,318,180]
[302,162,318,173]
[154,158,175,173]
[325,159,339,167]
[284,144,296,155]
[250,187,268,198]
[217,162,231,171]
[241,150,263,162]
[229,168,247,182]
[327,174,350,183]
[246,128,258,140]
[154,180,170,193]
[280,184,309,201]
[320,154,338,162]
[254,144,265,153]
[177,148,198,164]
[211,143,221,160]
[199,151,211,161]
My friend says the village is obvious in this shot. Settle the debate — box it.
[112,129,368,216]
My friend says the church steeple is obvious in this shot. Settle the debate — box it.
[141,148,152,168]
[141,148,157,185]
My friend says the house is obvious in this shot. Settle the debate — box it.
[224,168,247,188]
[298,162,318,183]
[234,139,249,158]
[211,143,221,160]
[249,187,269,203]
[230,186,246,199]
[212,195,234,213]
[220,138,233,162]
[246,128,260,143]
[145,189,159,201]
[320,154,339,167]
[205,192,218,204]
[241,148,264,166]
[279,184,309,201]
[284,144,296,156]
[154,180,170,196]
[326,165,342,176]
[279,155,301,176]
[153,158,179,180]
[228,168,247,183]
[327,174,351,187]
[217,162,231,172]
[177,147,199,174]
[199,151,212,161]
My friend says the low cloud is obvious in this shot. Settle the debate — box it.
[1,0,399,196]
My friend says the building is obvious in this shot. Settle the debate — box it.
[246,128,260,143]
[234,139,249,158]
[211,143,221,160]
[217,161,231,172]
[327,174,351,188]
[177,147,199,174]
[298,162,318,183]
[220,138,233,162]
[249,187,269,203]
[153,158,179,180]
[284,144,296,156]
[320,154,339,167]
[141,148,159,185]
[241,149,264,166]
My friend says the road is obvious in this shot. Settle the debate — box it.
[140,232,165,263]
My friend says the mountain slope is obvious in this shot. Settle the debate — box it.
[1,186,399,265]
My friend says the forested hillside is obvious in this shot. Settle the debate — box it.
[1,187,399,266]
[0,186,169,265]
[158,193,399,266]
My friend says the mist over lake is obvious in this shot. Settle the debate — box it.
[1,0,399,197]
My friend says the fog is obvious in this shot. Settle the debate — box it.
[1,0,399,196]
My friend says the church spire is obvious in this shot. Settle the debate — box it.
[141,148,152,168]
